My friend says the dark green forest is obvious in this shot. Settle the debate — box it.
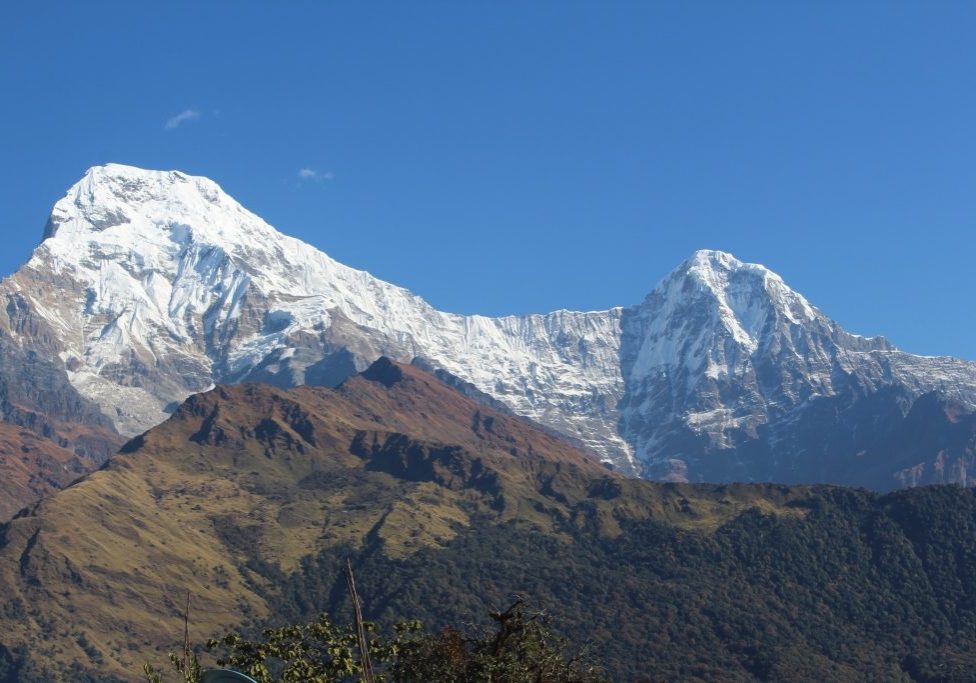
[238,485,976,682]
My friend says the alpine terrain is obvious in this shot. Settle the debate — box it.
[2,163,976,500]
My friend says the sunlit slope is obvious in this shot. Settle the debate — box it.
[0,359,800,680]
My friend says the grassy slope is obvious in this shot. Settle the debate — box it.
[0,361,845,681]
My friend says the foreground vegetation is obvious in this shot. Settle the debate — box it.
[144,599,606,682]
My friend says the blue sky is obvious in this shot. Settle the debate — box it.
[1,2,975,358]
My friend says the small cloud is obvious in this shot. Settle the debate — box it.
[298,168,334,182]
[165,109,201,130]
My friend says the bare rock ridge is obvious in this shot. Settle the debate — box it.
[3,163,976,490]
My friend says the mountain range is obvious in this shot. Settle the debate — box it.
[2,163,976,519]
[4,359,976,681]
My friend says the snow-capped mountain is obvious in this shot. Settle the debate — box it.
[5,163,976,487]
[9,164,633,468]
[619,250,976,484]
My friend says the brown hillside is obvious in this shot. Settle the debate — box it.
[0,423,100,520]
[0,359,806,680]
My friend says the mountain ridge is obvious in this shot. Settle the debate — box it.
[19,163,634,470]
[2,163,976,490]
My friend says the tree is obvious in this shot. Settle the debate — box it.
[144,599,607,682]
[390,599,607,682]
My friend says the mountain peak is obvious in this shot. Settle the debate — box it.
[42,164,243,244]
[77,163,221,199]
[640,250,821,358]
[84,162,186,181]
[685,248,744,270]
[674,249,787,294]
[16,165,639,470]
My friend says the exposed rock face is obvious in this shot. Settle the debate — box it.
[0,284,122,517]
[4,163,976,488]
[0,294,119,458]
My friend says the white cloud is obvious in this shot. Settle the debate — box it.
[298,168,334,181]
[164,109,201,130]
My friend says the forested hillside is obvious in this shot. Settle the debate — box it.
[241,485,976,682]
